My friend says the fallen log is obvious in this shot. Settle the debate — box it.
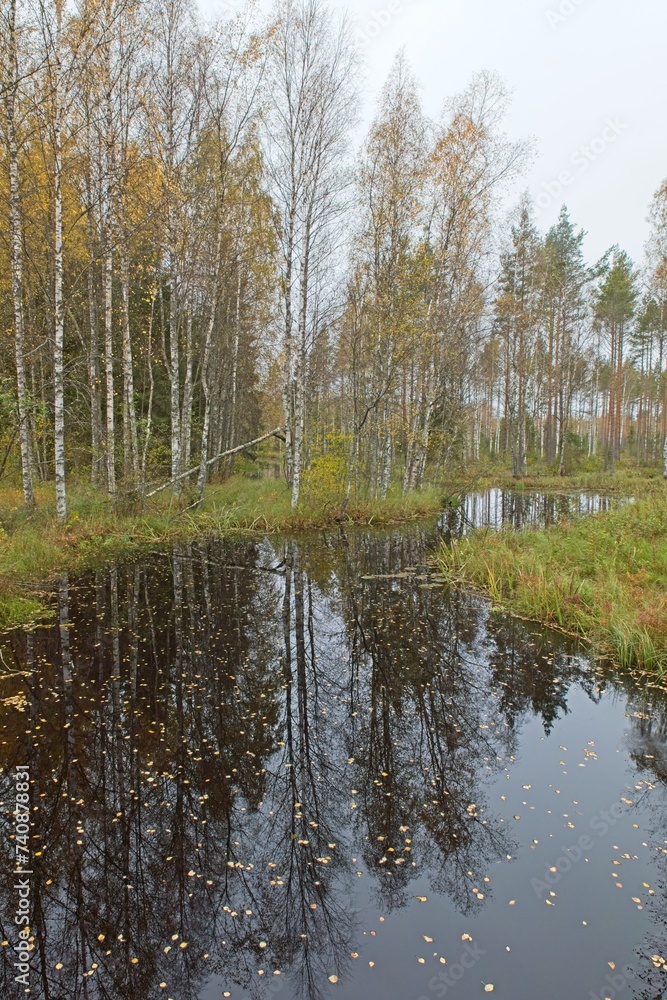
[145,427,286,499]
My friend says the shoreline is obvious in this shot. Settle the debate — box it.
[435,494,667,675]
[0,478,444,630]
[0,468,663,635]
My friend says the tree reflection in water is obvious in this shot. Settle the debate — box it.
[0,529,663,999]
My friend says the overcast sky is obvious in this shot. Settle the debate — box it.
[199,0,666,267]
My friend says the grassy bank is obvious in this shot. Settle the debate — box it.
[441,465,666,499]
[0,477,443,629]
[436,495,667,674]
[2,466,665,641]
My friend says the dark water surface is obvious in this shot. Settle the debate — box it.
[440,489,629,535]
[0,522,665,1000]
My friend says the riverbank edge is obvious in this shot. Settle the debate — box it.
[0,469,663,634]
[435,494,667,676]
[0,481,445,630]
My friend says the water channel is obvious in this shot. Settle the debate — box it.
[0,493,664,999]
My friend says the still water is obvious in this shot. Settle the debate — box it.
[440,489,629,535]
[0,519,665,999]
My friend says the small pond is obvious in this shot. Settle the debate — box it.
[0,504,664,1000]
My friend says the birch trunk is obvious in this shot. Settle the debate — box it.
[6,0,35,507]
[180,306,193,472]
[197,308,215,495]
[140,291,156,499]
[291,211,312,509]
[290,333,305,508]
[102,33,116,497]
[403,398,433,493]
[120,249,139,480]
[197,226,223,496]
[380,406,392,500]
[87,221,103,485]
[168,251,182,492]
[225,267,242,476]
[282,206,296,488]
[103,236,116,496]
[53,2,66,520]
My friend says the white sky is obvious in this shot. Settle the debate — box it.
[199,0,667,267]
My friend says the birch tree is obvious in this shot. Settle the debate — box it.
[265,0,358,507]
[421,71,527,484]
[1,0,36,506]
[355,52,426,497]
[195,12,265,496]
[35,0,70,518]
[146,0,200,493]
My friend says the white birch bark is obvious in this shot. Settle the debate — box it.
[53,0,67,520]
[102,5,116,497]
[197,294,217,495]
[86,208,103,485]
[140,291,156,498]
[120,249,138,478]
[265,0,358,508]
[103,233,116,496]
[168,251,181,489]
[5,0,35,507]
[291,211,312,508]
[180,305,194,472]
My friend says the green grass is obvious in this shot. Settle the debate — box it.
[1,463,665,650]
[0,477,444,629]
[441,465,665,498]
[436,495,667,674]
